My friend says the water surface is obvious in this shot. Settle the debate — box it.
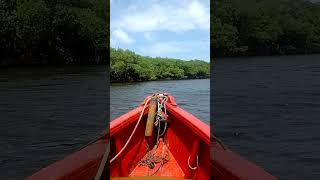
[0,66,107,180]
[214,55,320,180]
[111,79,210,124]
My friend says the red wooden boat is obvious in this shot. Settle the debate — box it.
[26,93,277,180]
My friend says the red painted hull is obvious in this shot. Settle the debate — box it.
[109,95,210,179]
[26,95,277,180]
[26,136,108,180]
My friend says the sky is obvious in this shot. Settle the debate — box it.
[110,0,210,62]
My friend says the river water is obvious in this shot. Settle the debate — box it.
[110,79,210,123]
[213,55,320,180]
[2,55,319,180]
[0,66,107,180]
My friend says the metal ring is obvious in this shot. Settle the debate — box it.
[188,154,198,170]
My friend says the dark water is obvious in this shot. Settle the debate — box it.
[111,79,210,124]
[213,55,320,180]
[0,66,107,180]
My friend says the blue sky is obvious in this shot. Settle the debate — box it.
[110,0,210,62]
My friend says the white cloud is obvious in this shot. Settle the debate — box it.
[139,40,209,60]
[111,29,134,45]
[144,32,153,40]
[111,0,209,33]
[110,0,210,61]
[189,1,205,18]
[142,42,185,55]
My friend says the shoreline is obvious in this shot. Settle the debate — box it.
[0,63,107,69]
[111,77,210,84]
[214,53,320,59]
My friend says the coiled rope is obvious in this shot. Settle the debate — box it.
[138,94,170,176]
[95,94,170,179]
[94,97,151,180]
[139,140,170,168]
[154,95,168,147]
[110,97,151,163]
[139,139,170,176]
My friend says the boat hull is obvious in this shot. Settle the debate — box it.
[109,95,210,179]
[25,137,108,180]
[26,95,277,180]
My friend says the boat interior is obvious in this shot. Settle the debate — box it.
[109,107,210,180]
[26,95,276,180]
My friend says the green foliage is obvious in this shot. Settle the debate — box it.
[212,0,320,56]
[110,48,210,82]
[0,0,107,65]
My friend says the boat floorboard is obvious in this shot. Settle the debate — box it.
[130,140,184,178]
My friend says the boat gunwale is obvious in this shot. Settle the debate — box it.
[110,105,149,136]
[25,137,108,180]
[165,102,210,145]
[110,95,210,145]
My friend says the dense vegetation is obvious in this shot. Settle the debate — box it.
[212,0,320,57]
[111,48,210,82]
[0,0,108,66]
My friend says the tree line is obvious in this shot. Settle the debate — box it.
[111,48,210,82]
[0,0,108,66]
[212,0,320,57]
